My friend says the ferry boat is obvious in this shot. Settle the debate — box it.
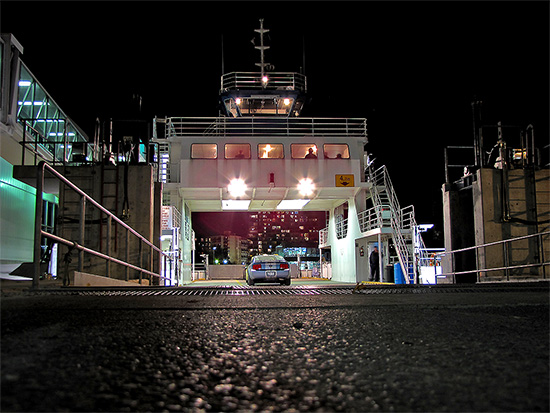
[153,20,424,285]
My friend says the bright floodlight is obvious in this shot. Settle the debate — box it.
[262,76,269,83]
[297,178,315,197]
[228,178,247,197]
[235,98,242,105]
[283,98,290,106]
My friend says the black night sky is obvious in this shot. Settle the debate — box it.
[2,1,548,244]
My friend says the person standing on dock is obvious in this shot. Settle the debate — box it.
[369,246,380,282]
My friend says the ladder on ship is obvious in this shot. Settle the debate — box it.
[366,165,428,284]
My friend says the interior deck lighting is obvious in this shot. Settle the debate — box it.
[297,178,315,197]
[262,75,269,84]
[235,98,242,105]
[228,178,247,197]
[222,200,251,210]
[283,98,290,106]
[18,80,32,87]
[277,199,310,210]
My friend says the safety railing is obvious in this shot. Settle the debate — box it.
[32,161,173,288]
[221,72,307,92]
[335,217,348,240]
[319,227,329,247]
[435,232,549,283]
[165,117,367,139]
[358,205,384,233]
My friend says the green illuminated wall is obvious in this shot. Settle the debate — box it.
[0,157,57,263]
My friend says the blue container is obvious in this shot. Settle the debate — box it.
[394,263,406,284]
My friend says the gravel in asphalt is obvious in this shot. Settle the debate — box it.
[1,283,548,412]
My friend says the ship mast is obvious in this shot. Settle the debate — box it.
[254,18,270,84]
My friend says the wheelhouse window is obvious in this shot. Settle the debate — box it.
[292,144,318,159]
[258,144,284,159]
[191,144,217,159]
[225,144,251,159]
[324,144,350,159]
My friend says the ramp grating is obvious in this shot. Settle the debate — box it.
[25,282,549,296]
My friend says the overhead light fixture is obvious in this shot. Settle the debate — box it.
[222,200,251,210]
[18,80,32,87]
[277,199,310,210]
[228,178,247,197]
[297,178,315,197]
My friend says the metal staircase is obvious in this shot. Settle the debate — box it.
[366,165,428,283]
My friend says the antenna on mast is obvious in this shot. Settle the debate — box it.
[254,18,270,81]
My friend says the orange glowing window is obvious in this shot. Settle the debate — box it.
[225,144,251,159]
[258,144,284,159]
[191,144,217,159]
[323,144,350,159]
[292,144,317,159]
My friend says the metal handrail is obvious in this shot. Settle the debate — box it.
[435,231,549,282]
[335,217,348,240]
[358,205,384,233]
[221,72,307,92]
[165,117,367,139]
[33,161,172,288]
[319,227,329,247]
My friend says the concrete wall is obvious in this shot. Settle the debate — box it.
[208,265,246,280]
[474,168,548,280]
[56,165,160,283]
[441,183,476,282]
[73,271,149,287]
[442,168,549,283]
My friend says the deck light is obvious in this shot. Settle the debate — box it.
[262,75,269,84]
[235,98,242,105]
[277,199,310,210]
[18,80,32,87]
[228,178,247,197]
[283,98,290,106]
[222,199,251,210]
[297,178,315,197]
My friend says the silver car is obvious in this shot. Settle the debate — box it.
[246,254,291,286]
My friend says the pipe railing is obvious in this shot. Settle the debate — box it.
[221,72,307,92]
[165,117,367,139]
[33,161,172,288]
[435,232,549,283]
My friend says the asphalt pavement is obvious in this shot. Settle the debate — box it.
[1,281,548,412]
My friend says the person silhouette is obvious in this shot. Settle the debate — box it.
[305,148,317,159]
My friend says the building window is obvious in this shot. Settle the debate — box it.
[291,144,317,159]
[324,144,350,159]
[258,144,284,159]
[225,144,251,159]
[191,144,217,159]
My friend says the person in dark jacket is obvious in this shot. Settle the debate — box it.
[369,246,380,282]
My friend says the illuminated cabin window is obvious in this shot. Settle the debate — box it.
[323,144,350,159]
[234,97,295,116]
[258,144,284,159]
[191,144,217,159]
[225,144,251,159]
[292,144,318,159]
